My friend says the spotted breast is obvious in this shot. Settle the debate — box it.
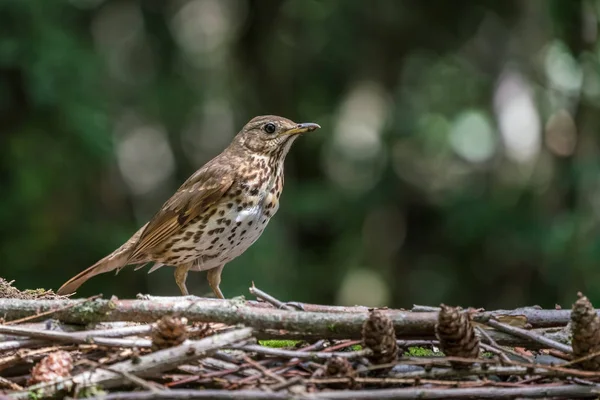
[156,154,283,272]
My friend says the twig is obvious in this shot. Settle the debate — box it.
[411,305,440,312]
[479,343,511,363]
[397,340,438,347]
[249,283,295,311]
[0,376,22,391]
[560,349,600,368]
[387,363,600,380]
[241,354,286,384]
[0,339,46,352]
[9,327,253,399]
[0,324,152,348]
[70,384,600,399]
[476,326,530,363]
[268,376,303,391]
[485,318,572,354]
[81,359,165,392]
[233,344,371,360]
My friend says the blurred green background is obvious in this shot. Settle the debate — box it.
[2,0,600,309]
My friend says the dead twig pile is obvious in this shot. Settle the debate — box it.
[1,279,600,399]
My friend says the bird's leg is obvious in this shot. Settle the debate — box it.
[207,265,225,299]
[174,262,193,296]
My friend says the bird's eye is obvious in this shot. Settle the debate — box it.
[263,123,276,134]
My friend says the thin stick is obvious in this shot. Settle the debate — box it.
[81,359,166,392]
[485,318,572,354]
[0,339,46,352]
[268,376,303,391]
[249,283,295,311]
[476,326,530,363]
[234,343,370,360]
[560,348,600,368]
[0,375,23,391]
[241,354,286,384]
[0,324,153,348]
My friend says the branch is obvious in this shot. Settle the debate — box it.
[70,384,597,400]
[0,298,576,344]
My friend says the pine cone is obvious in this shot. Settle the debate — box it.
[435,304,479,368]
[151,316,189,351]
[28,351,73,385]
[190,322,214,339]
[362,309,398,365]
[571,292,600,370]
[324,357,356,389]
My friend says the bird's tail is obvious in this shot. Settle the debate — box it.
[57,224,148,295]
[56,251,130,295]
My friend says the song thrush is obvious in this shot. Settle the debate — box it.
[57,115,320,298]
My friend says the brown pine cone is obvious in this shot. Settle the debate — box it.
[571,292,600,370]
[151,315,189,351]
[190,322,214,339]
[435,304,479,368]
[324,357,356,389]
[28,351,73,385]
[362,309,398,365]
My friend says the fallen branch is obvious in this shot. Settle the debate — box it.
[0,298,576,345]
[77,384,599,399]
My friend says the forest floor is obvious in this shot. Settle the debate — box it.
[1,278,599,399]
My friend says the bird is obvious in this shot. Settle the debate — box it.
[57,115,320,298]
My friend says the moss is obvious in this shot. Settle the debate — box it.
[351,344,363,351]
[258,340,301,348]
[27,389,44,400]
[0,278,63,300]
[403,346,443,357]
[327,323,337,333]
[76,385,107,398]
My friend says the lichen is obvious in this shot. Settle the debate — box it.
[70,300,113,324]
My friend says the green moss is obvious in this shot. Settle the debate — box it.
[327,323,337,333]
[27,389,43,400]
[76,385,106,398]
[258,340,301,348]
[403,346,443,357]
[351,344,362,351]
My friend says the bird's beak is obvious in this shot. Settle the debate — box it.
[283,122,321,136]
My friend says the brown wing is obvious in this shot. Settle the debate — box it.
[127,160,235,262]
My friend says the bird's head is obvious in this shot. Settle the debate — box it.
[232,115,320,158]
